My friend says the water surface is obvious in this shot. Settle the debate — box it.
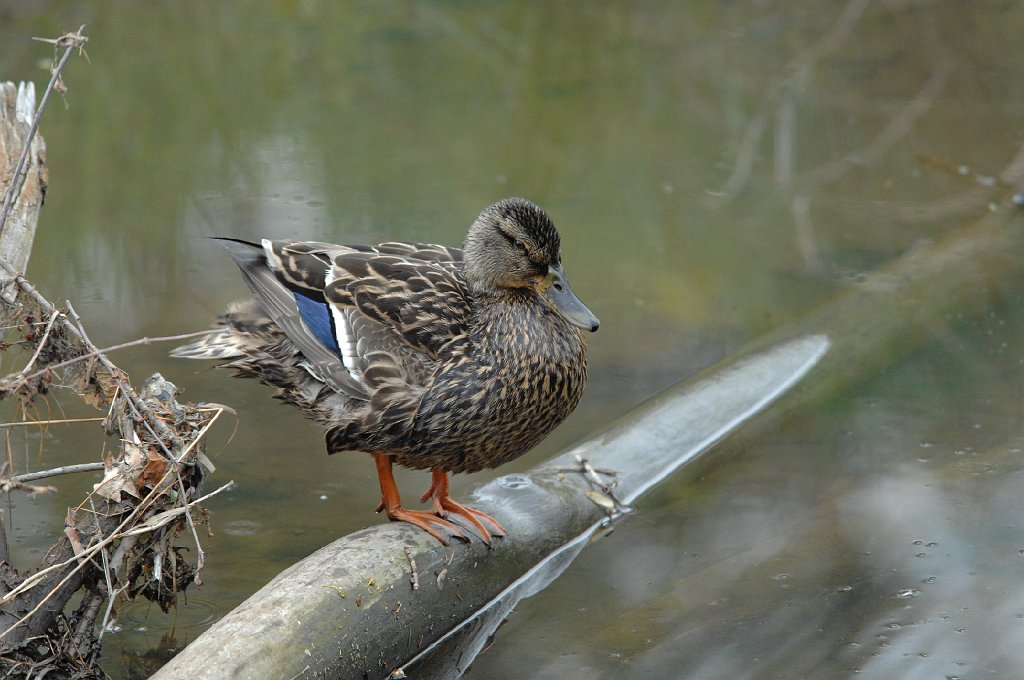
[1,2,1022,678]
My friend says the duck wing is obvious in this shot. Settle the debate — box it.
[218,238,370,399]
[244,238,470,394]
[370,241,463,264]
[323,251,470,361]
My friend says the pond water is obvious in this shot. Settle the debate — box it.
[1,2,1023,678]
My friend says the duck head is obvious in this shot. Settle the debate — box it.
[463,197,600,332]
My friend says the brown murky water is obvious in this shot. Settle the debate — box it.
[1,2,1023,678]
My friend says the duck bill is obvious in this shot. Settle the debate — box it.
[544,264,600,332]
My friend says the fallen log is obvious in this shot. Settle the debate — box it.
[155,333,828,680]
[156,141,1024,679]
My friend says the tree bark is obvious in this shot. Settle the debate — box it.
[0,79,45,593]
[0,81,46,298]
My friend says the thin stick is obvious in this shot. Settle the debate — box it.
[64,302,182,448]
[0,26,88,233]
[6,462,105,483]
[96,546,116,642]
[98,531,137,642]
[120,480,235,537]
[15,328,216,385]
[155,407,226,581]
[0,479,56,495]
[20,308,61,375]
[0,417,105,427]
[403,546,419,591]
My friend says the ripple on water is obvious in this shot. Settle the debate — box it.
[954,460,997,474]
[116,594,222,635]
[223,519,263,536]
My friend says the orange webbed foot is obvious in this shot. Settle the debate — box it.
[375,501,468,546]
[421,470,507,546]
[374,452,468,545]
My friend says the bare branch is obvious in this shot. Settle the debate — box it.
[14,328,215,388]
[0,417,104,427]
[5,462,105,484]
[0,26,88,233]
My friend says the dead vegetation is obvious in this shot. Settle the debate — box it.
[0,29,226,679]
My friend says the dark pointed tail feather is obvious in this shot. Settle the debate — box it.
[170,240,266,359]
[214,237,265,269]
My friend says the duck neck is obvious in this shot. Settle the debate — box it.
[468,284,534,305]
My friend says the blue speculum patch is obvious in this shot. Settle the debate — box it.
[293,292,340,353]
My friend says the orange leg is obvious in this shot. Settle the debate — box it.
[374,453,466,545]
[420,469,507,545]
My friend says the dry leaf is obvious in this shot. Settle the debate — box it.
[93,441,146,501]
[140,449,169,489]
[585,489,616,511]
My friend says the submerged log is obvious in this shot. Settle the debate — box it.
[157,161,1024,679]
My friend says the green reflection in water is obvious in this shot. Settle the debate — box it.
[473,298,1024,679]
[0,0,1021,678]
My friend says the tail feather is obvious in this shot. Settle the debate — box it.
[169,330,245,360]
[170,299,361,430]
[171,300,276,360]
[214,238,368,400]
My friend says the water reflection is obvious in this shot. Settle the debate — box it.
[405,526,598,679]
[0,1,1022,678]
[470,315,1024,678]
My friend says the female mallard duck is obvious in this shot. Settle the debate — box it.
[172,197,599,545]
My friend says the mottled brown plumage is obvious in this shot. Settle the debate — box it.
[172,197,599,544]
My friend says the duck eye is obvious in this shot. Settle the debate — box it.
[514,239,527,251]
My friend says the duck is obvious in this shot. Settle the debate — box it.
[172,197,599,545]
